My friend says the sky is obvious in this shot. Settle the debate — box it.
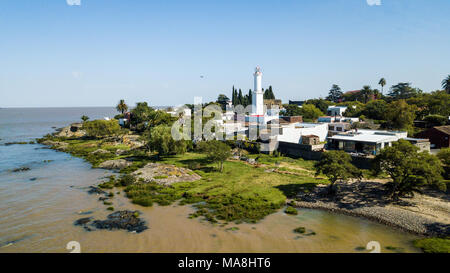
[1,0,449,107]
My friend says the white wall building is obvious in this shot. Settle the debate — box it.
[276,123,328,144]
[327,106,348,116]
[247,67,279,125]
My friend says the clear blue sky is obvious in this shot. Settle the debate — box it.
[1,0,449,107]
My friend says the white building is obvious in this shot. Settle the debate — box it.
[276,123,328,144]
[327,106,348,116]
[328,129,408,155]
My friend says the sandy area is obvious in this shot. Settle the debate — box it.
[292,180,450,236]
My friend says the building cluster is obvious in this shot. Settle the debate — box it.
[165,67,449,158]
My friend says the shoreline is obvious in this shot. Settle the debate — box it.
[291,182,450,237]
[35,125,449,238]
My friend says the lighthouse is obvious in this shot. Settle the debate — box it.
[252,66,264,117]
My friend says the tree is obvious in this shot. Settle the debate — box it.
[264,86,275,99]
[81,115,89,123]
[83,119,121,138]
[237,89,243,105]
[305,98,332,113]
[437,148,450,179]
[388,83,422,100]
[247,89,252,105]
[384,100,417,132]
[216,94,230,110]
[299,104,324,121]
[314,151,362,195]
[442,75,450,94]
[116,99,128,114]
[196,140,231,172]
[378,78,386,95]
[144,125,187,158]
[326,84,343,103]
[361,100,388,121]
[130,102,155,131]
[373,139,444,200]
[360,85,374,103]
[281,104,302,116]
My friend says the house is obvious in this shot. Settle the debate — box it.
[327,106,348,116]
[276,122,328,144]
[404,138,431,152]
[327,122,351,137]
[416,125,450,148]
[327,129,408,155]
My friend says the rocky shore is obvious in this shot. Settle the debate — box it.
[292,181,450,236]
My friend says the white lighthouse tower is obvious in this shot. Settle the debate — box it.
[251,66,264,118]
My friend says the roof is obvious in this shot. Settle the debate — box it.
[328,133,398,143]
[344,90,361,94]
[434,126,450,135]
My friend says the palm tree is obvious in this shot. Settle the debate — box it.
[360,85,374,103]
[378,78,386,95]
[116,99,128,114]
[442,75,450,94]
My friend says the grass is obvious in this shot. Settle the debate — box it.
[39,134,328,224]
[285,206,298,215]
[413,237,450,253]
[125,152,326,223]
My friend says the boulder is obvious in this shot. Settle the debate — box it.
[98,159,132,170]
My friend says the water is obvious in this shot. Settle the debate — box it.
[0,108,420,253]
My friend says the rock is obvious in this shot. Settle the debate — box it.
[74,217,92,226]
[55,123,86,138]
[91,210,147,233]
[132,163,201,186]
[247,158,256,164]
[12,167,31,172]
[91,149,110,155]
[40,140,68,151]
[29,177,37,181]
[121,135,145,148]
[115,149,127,155]
[87,186,106,195]
[98,159,132,170]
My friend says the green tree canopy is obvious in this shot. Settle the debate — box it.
[81,115,89,122]
[388,83,422,100]
[196,140,232,172]
[281,104,302,116]
[299,104,324,121]
[144,125,187,158]
[378,78,386,94]
[314,151,362,195]
[442,75,450,94]
[373,139,444,200]
[326,84,343,103]
[116,99,128,114]
[361,100,388,121]
[383,100,417,132]
[83,119,121,138]
[216,94,230,110]
[305,98,333,113]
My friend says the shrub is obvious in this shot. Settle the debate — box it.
[413,238,450,253]
[83,119,121,138]
[293,227,306,234]
[285,206,298,215]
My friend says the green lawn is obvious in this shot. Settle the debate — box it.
[125,152,327,223]
[39,135,328,224]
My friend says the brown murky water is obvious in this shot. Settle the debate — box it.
[0,160,420,253]
[0,108,420,253]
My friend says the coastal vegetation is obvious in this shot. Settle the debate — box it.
[413,237,450,253]
[314,150,362,195]
[373,139,445,200]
